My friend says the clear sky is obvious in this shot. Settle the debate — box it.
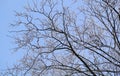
[0,0,28,71]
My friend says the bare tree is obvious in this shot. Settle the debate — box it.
[2,0,120,76]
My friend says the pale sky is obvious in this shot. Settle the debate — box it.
[0,0,28,71]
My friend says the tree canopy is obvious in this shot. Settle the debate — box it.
[1,0,120,76]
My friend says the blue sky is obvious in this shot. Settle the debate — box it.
[0,0,28,71]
